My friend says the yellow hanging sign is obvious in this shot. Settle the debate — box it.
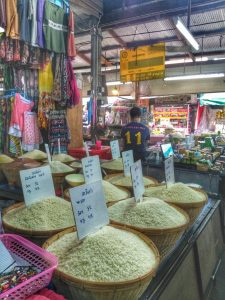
[120,43,165,82]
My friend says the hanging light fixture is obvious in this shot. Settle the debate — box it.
[175,17,200,50]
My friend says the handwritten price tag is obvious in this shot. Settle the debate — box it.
[165,156,175,186]
[122,150,134,176]
[82,155,102,183]
[45,144,51,163]
[110,140,120,160]
[131,160,144,202]
[70,180,109,240]
[20,166,55,206]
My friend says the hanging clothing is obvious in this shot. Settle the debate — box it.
[29,0,38,46]
[17,0,31,43]
[36,0,45,48]
[39,60,53,93]
[9,135,21,156]
[43,1,68,53]
[38,92,55,129]
[9,93,34,137]
[48,110,70,154]
[6,0,19,39]
[0,0,6,29]
[0,96,13,153]
[67,58,80,107]
[22,111,42,151]
[67,11,76,58]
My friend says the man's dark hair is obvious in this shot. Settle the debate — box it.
[130,107,141,119]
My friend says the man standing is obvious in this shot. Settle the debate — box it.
[121,107,150,162]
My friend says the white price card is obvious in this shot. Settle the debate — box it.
[110,140,120,160]
[131,160,145,203]
[165,156,175,186]
[70,180,109,240]
[20,166,55,206]
[83,142,89,157]
[0,241,16,273]
[45,144,51,163]
[122,150,134,176]
[82,155,102,183]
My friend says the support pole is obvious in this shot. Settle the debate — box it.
[91,22,102,143]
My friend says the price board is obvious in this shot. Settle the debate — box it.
[110,140,121,160]
[131,160,144,202]
[20,166,55,206]
[82,155,102,183]
[120,43,165,82]
[122,150,134,176]
[70,180,109,240]
[164,156,175,186]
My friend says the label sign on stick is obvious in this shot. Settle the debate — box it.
[110,140,120,160]
[45,144,51,163]
[164,156,175,186]
[20,166,55,206]
[82,155,102,183]
[0,241,16,273]
[83,142,89,157]
[131,160,145,202]
[70,180,109,240]
[122,150,134,176]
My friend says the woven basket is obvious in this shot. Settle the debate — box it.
[64,186,131,207]
[43,225,160,300]
[104,173,158,192]
[52,171,75,190]
[164,188,208,226]
[110,204,190,259]
[2,203,75,246]
[1,159,42,187]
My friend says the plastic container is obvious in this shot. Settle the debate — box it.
[0,234,58,300]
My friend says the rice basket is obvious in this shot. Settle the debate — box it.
[43,225,160,300]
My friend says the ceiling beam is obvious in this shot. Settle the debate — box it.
[78,27,225,54]
[101,0,225,31]
[108,29,127,48]
[77,52,91,64]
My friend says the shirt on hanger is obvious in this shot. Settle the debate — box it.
[29,0,38,46]
[43,0,68,53]
[36,0,45,48]
[6,0,19,39]
[17,0,31,43]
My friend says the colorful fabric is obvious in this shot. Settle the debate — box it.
[28,0,38,46]
[9,93,34,137]
[6,0,19,39]
[0,96,13,153]
[67,58,80,107]
[39,60,53,93]
[22,111,42,151]
[17,0,31,43]
[38,92,55,129]
[0,0,6,29]
[9,134,21,155]
[67,11,76,58]
[43,1,68,53]
[5,38,14,62]
[36,0,45,48]
[51,54,62,102]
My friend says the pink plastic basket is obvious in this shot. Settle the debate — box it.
[0,234,58,300]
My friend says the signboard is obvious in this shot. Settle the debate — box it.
[120,43,165,82]
[0,241,16,273]
[82,155,102,183]
[131,160,145,202]
[122,150,134,176]
[110,140,121,160]
[70,180,109,240]
[20,166,55,206]
[164,156,175,186]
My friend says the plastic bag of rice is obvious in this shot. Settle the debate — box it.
[101,158,123,171]
[106,174,156,188]
[144,183,206,204]
[52,154,75,163]
[3,197,74,231]
[20,150,47,160]
[109,197,188,229]
[49,161,74,174]
[46,225,159,282]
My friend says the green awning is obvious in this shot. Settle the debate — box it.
[199,93,225,106]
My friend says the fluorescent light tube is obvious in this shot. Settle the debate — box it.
[175,17,200,51]
[106,81,132,86]
[164,73,225,81]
